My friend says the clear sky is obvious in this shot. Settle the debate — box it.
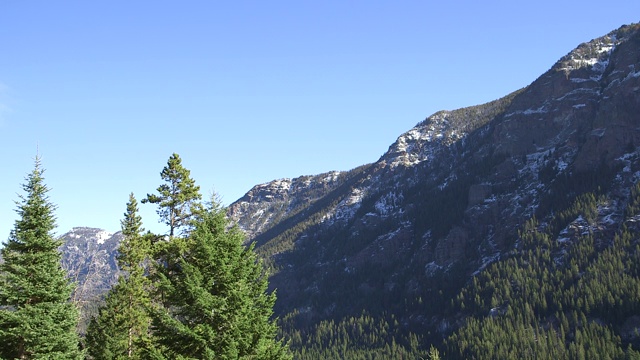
[1,1,639,239]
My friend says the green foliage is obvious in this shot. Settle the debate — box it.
[118,193,148,272]
[405,148,507,239]
[447,188,640,359]
[83,156,290,358]
[0,157,83,359]
[282,311,426,359]
[86,276,151,360]
[148,200,291,359]
[86,193,152,359]
[625,181,640,218]
[428,345,441,360]
[142,153,202,237]
[537,161,619,217]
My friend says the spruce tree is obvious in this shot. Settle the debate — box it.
[149,200,291,359]
[142,153,202,237]
[428,345,441,360]
[0,157,83,359]
[86,193,152,359]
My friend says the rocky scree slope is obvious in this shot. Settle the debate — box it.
[227,23,640,332]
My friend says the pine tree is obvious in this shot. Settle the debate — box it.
[142,153,202,237]
[0,157,83,359]
[149,200,291,359]
[428,345,441,360]
[86,193,152,359]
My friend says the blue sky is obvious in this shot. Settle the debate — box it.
[1,1,639,238]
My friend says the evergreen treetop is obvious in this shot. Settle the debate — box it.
[86,192,152,360]
[0,156,83,359]
[142,153,202,237]
[149,199,291,359]
[118,192,146,273]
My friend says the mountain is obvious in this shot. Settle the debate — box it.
[226,23,640,356]
[58,227,123,332]
[57,23,640,357]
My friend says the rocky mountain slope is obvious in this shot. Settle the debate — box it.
[56,23,640,355]
[58,227,123,331]
[226,23,640,345]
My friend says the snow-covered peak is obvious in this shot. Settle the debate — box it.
[64,227,115,244]
[95,230,114,244]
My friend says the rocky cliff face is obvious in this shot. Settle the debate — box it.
[227,171,345,239]
[53,23,640,346]
[227,23,640,328]
[59,227,122,302]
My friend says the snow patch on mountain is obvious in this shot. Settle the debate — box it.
[374,192,403,216]
[557,35,617,75]
[64,227,115,245]
[328,188,364,222]
[384,111,465,168]
[95,230,114,244]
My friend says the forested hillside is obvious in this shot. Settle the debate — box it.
[7,22,640,359]
[227,23,640,358]
[448,190,640,358]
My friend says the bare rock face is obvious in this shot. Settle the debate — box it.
[468,184,492,206]
[59,227,123,301]
[58,22,640,344]
[435,226,468,264]
[223,23,640,327]
[58,227,124,332]
[227,172,344,239]
[492,24,640,169]
[575,29,640,169]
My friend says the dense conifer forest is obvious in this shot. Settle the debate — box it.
[267,182,640,359]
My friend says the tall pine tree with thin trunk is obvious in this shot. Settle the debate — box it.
[86,193,152,359]
[142,153,202,237]
[0,157,83,359]
[148,199,291,359]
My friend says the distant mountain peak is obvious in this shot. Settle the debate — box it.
[64,227,115,244]
[61,22,640,355]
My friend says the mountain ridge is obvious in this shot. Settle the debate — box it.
[227,21,640,332]
[55,22,640,356]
